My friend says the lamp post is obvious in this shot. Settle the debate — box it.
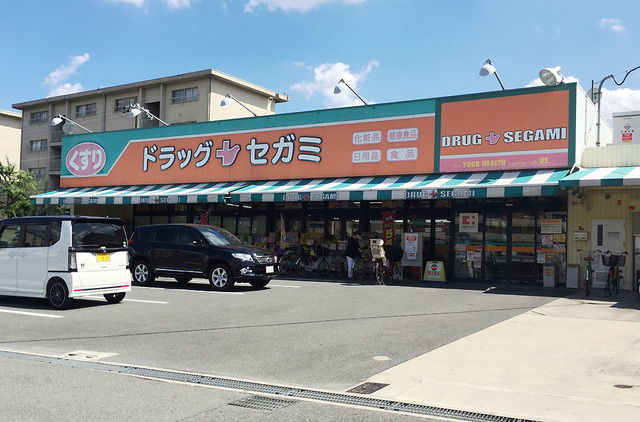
[128,103,169,126]
[51,114,92,134]
[333,79,367,105]
[592,65,640,147]
[479,59,505,90]
[220,94,257,117]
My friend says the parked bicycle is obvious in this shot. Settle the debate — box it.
[352,247,374,280]
[369,239,403,285]
[295,245,330,278]
[601,250,627,298]
[577,249,599,298]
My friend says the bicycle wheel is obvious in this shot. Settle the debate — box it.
[353,259,365,280]
[613,274,620,297]
[389,263,401,282]
[316,259,330,278]
[278,255,294,275]
[374,263,384,285]
[585,272,591,297]
[606,272,614,297]
[296,256,311,276]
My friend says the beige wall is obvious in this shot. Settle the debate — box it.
[567,187,640,290]
[0,110,22,166]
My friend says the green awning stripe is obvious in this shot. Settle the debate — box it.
[31,169,567,205]
[559,167,640,187]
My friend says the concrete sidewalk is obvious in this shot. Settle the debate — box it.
[365,291,640,422]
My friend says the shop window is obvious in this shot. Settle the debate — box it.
[484,212,507,281]
[511,211,537,283]
[252,215,267,236]
[222,217,236,234]
[537,212,567,286]
[134,215,151,227]
[454,213,483,279]
[238,216,252,243]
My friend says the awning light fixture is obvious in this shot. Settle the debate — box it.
[479,59,505,90]
[539,66,565,86]
[128,103,169,126]
[333,78,367,105]
[51,114,93,134]
[220,94,257,117]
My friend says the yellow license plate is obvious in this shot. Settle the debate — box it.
[97,253,110,262]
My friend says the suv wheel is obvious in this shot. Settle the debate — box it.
[133,260,155,285]
[209,263,234,291]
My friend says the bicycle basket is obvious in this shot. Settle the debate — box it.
[601,254,618,267]
[617,253,626,267]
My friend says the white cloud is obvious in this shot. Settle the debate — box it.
[47,83,85,98]
[43,53,90,97]
[526,74,640,126]
[244,0,365,13]
[599,87,640,125]
[290,61,378,108]
[166,0,191,9]
[103,0,191,9]
[104,0,145,6]
[599,18,625,33]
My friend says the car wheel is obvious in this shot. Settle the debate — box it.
[250,278,271,288]
[209,263,234,291]
[104,292,126,304]
[175,277,192,284]
[132,260,155,285]
[48,279,72,310]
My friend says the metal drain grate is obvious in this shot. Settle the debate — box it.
[230,395,296,411]
[0,350,540,422]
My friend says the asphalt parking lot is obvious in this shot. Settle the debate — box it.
[0,277,582,421]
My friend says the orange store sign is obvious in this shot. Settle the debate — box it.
[62,115,435,188]
[438,90,570,172]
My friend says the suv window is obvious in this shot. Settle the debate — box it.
[153,227,175,243]
[23,223,49,247]
[176,228,200,246]
[0,224,21,248]
[198,226,244,246]
[72,221,127,248]
[50,221,61,246]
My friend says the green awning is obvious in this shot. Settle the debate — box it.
[33,169,568,205]
[559,167,640,187]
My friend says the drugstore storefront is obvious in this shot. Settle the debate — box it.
[35,84,596,285]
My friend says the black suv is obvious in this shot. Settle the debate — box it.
[128,224,277,290]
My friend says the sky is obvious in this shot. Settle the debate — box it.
[2,0,640,126]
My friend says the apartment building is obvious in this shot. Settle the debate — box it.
[0,109,21,166]
[12,69,288,191]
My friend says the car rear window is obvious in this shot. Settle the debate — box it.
[72,221,127,249]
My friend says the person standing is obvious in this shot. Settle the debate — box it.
[345,231,361,279]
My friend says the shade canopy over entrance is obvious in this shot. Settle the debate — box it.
[559,167,640,187]
[33,169,568,205]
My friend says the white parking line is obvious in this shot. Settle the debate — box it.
[0,309,63,318]
[269,284,301,288]
[123,298,169,304]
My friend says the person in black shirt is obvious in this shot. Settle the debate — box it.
[345,231,361,279]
